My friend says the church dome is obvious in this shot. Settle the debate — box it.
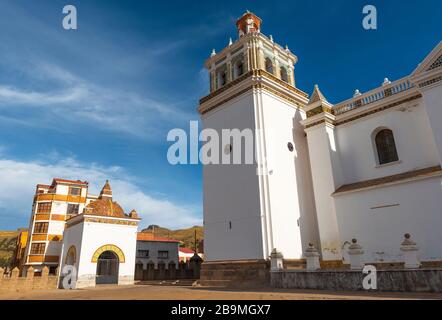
[84,198,126,218]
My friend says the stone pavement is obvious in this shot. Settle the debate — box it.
[1,284,442,300]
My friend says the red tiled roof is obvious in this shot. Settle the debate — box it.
[179,247,195,254]
[52,178,89,186]
[36,184,50,189]
[136,232,180,243]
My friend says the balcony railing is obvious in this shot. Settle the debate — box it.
[333,77,414,116]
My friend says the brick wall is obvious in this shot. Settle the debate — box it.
[0,266,58,292]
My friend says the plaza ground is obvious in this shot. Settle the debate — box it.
[0,283,441,300]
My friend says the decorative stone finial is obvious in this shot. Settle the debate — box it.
[383,78,391,86]
[305,243,320,271]
[401,233,417,247]
[269,35,274,43]
[211,49,216,57]
[270,248,284,271]
[354,89,362,97]
[347,238,365,270]
[285,45,290,52]
[129,209,139,219]
[228,37,233,46]
[401,233,420,269]
[305,243,318,253]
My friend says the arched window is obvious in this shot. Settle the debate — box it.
[217,69,227,88]
[375,129,399,165]
[234,59,244,78]
[280,66,288,82]
[65,246,76,265]
[265,57,273,74]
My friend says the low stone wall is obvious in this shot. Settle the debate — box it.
[271,268,442,293]
[135,261,201,281]
[199,260,271,288]
[0,267,58,292]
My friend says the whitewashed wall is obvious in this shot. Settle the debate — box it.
[61,218,138,288]
[421,84,442,165]
[202,89,318,261]
[334,176,442,262]
[260,90,318,259]
[202,92,264,261]
[335,100,440,184]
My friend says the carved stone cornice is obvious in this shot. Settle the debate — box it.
[198,69,309,115]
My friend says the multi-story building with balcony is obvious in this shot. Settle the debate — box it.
[23,178,103,274]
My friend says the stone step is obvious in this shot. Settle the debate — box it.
[136,279,197,287]
[200,269,268,281]
[196,280,232,288]
[201,266,269,273]
[202,260,269,271]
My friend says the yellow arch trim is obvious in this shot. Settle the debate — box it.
[91,244,125,263]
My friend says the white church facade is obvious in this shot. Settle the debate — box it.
[199,12,442,267]
[23,179,140,289]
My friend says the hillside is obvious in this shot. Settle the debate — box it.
[141,225,203,250]
[0,231,19,268]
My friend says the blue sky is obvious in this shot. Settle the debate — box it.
[0,0,441,230]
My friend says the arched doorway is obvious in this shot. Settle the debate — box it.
[65,246,76,266]
[96,251,119,285]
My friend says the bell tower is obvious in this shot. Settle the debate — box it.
[199,12,318,264]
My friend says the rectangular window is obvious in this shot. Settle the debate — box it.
[67,204,80,215]
[34,222,49,234]
[158,251,169,259]
[30,243,46,255]
[37,202,52,214]
[69,187,81,196]
[137,250,149,258]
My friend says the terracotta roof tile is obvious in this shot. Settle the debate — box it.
[84,198,126,218]
[179,247,195,254]
[36,184,50,189]
[136,232,180,243]
[52,178,88,186]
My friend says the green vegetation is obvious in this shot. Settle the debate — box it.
[0,231,19,268]
[141,225,203,250]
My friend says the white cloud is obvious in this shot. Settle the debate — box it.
[0,156,201,230]
[0,85,87,105]
[0,62,194,139]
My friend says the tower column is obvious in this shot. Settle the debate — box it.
[302,85,343,262]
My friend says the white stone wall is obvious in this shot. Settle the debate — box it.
[259,90,318,259]
[306,123,342,261]
[335,100,440,184]
[421,83,442,165]
[136,241,179,268]
[305,72,442,263]
[61,218,138,288]
[202,88,318,261]
[334,176,442,262]
[202,91,264,261]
